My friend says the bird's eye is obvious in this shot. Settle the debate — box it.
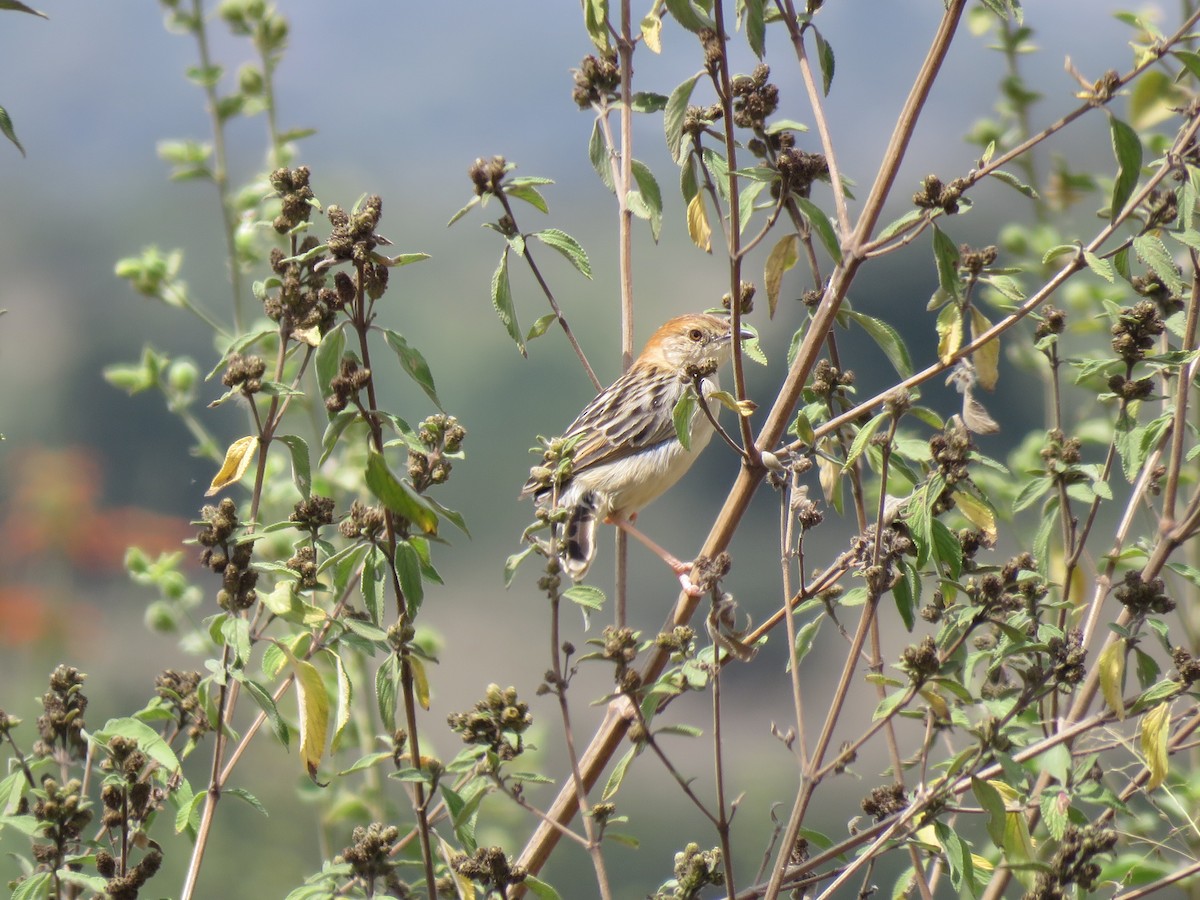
[688,328,704,342]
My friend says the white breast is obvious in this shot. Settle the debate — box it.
[569,373,719,519]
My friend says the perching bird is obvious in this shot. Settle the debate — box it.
[523,313,750,595]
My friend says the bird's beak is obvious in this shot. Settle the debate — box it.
[719,324,755,343]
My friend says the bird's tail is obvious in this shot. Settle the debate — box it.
[562,492,598,580]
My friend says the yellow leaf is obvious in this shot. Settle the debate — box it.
[271,638,330,782]
[951,491,996,542]
[1003,807,1038,888]
[292,656,330,782]
[640,14,662,53]
[1140,700,1171,791]
[408,656,431,711]
[764,233,800,318]
[206,435,259,496]
[936,304,962,363]
[987,779,1018,803]
[687,192,712,253]
[818,455,840,502]
[919,688,949,720]
[1097,638,1126,721]
[970,308,999,390]
[291,325,321,347]
[438,835,477,900]
[1048,548,1086,607]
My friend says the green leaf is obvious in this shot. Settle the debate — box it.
[533,228,591,278]
[934,820,973,895]
[0,1,49,17]
[876,209,923,242]
[12,872,52,900]
[665,73,702,163]
[629,159,663,241]
[379,252,431,268]
[491,251,525,356]
[930,518,962,580]
[602,746,637,800]
[315,324,345,412]
[1174,48,1200,80]
[1132,234,1184,296]
[680,153,699,203]
[892,561,916,631]
[523,876,564,900]
[447,195,480,227]
[89,717,183,777]
[395,539,424,612]
[1033,499,1057,579]
[504,545,537,588]
[1040,791,1070,842]
[275,434,311,497]
[1012,475,1052,513]
[425,494,470,536]
[846,310,913,377]
[872,688,907,721]
[236,674,288,746]
[0,105,25,156]
[505,183,548,213]
[526,313,557,341]
[563,584,606,611]
[932,225,961,299]
[794,196,841,262]
[382,329,442,409]
[672,388,698,451]
[972,777,1007,848]
[357,547,381,624]
[1109,115,1142,222]
[376,654,400,733]
[185,64,222,87]
[364,449,439,535]
[764,118,809,135]
[631,91,668,113]
[663,0,713,33]
[1083,249,1114,282]
[744,0,765,57]
[988,169,1038,199]
[589,119,615,192]
[844,411,889,471]
[226,786,269,817]
[791,616,822,668]
[812,25,835,95]
[583,0,609,50]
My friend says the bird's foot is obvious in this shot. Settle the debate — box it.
[669,558,693,576]
[678,571,704,598]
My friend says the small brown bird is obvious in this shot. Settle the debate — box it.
[524,313,749,595]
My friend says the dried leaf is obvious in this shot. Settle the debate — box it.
[1139,700,1171,790]
[1098,638,1126,721]
[686,192,712,253]
[206,435,259,496]
[969,308,999,391]
[764,233,800,318]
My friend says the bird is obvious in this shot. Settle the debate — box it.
[523,313,750,595]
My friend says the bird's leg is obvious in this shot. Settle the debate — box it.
[606,514,703,597]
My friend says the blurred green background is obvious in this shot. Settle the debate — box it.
[0,2,1144,896]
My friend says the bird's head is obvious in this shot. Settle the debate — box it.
[640,313,751,373]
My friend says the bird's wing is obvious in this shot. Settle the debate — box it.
[562,363,684,474]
